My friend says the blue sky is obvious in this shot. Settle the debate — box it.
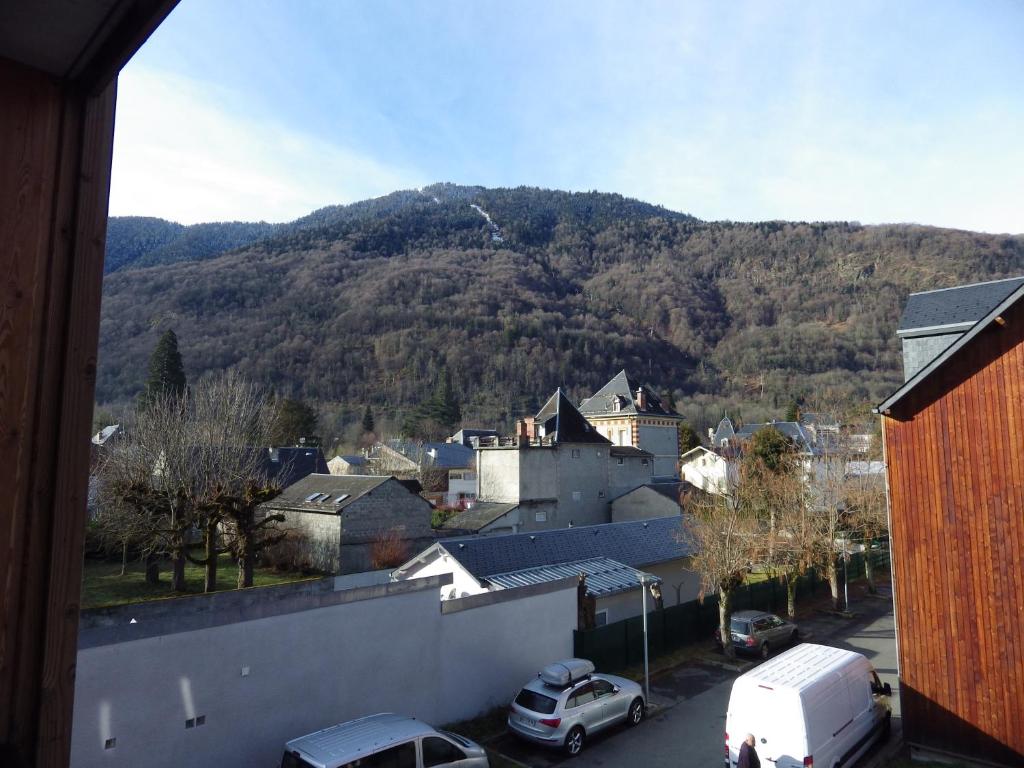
[110,0,1024,233]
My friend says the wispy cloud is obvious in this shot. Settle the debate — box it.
[109,68,425,224]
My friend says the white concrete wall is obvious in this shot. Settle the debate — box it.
[476,448,521,502]
[71,577,575,768]
[680,452,731,496]
[646,559,702,607]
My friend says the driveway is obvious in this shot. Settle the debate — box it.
[489,588,899,768]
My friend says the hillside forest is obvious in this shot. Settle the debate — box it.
[98,183,1024,447]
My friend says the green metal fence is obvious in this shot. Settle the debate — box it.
[573,549,891,672]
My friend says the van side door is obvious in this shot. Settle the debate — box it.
[420,735,473,767]
[346,740,416,768]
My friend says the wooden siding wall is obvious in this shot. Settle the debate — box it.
[884,298,1024,766]
[0,58,116,768]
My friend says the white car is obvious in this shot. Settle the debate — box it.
[508,659,645,756]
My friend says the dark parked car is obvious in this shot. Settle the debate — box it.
[730,610,799,658]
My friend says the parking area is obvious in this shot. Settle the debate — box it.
[485,582,899,768]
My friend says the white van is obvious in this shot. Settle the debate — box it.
[281,713,489,768]
[725,644,891,768]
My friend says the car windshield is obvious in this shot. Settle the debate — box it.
[730,618,751,634]
[515,688,558,715]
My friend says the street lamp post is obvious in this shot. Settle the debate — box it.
[640,576,650,704]
[842,538,849,610]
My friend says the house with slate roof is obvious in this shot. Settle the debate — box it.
[610,480,708,523]
[875,275,1024,766]
[896,275,1024,380]
[260,473,434,574]
[265,445,330,489]
[474,389,653,531]
[579,370,685,477]
[327,454,368,475]
[393,516,700,624]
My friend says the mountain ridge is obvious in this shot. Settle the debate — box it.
[99,184,1024,435]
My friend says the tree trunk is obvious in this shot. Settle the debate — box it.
[827,558,841,610]
[120,541,129,577]
[238,551,254,589]
[864,550,877,594]
[718,588,734,657]
[144,552,160,584]
[786,574,798,618]
[204,520,219,593]
[171,548,187,592]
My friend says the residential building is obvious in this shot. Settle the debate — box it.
[876,276,1024,766]
[393,516,700,623]
[896,275,1024,380]
[438,501,521,535]
[260,473,434,574]
[579,369,685,477]
[327,454,368,475]
[264,445,329,489]
[709,415,736,450]
[679,445,732,496]
[449,428,500,447]
[610,480,707,522]
[474,389,653,531]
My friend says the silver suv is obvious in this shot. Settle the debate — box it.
[507,659,645,756]
[730,610,799,658]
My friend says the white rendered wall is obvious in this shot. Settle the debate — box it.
[71,578,575,768]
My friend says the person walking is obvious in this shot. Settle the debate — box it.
[737,733,760,768]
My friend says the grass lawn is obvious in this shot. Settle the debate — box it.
[81,553,317,610]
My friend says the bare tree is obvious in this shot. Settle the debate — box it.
[94,372,287,593]
[683,476,766,657]
[189,372,285,590]
[801,392,872,611]
[844,468,889,593]
[95,391,197,592]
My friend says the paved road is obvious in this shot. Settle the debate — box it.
[491,592,899,768]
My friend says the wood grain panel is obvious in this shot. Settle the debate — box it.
[0,57,116,768]
[884,301,1024,764]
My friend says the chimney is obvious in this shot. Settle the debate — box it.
[635,388,646,410]
[517,416,535,441]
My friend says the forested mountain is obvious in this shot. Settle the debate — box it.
[99,184,1024,437]
[104,217,279,273]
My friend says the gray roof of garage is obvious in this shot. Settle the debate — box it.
[485,557,659,597]
[440,515,693,577]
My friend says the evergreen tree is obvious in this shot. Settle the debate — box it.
[142,329,186,404]
[270,398,319,445]
[679,423,702,454]
[361,405,375,434]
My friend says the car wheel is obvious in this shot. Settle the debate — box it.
[564,725,586,756]
[628,698,645,726]
[760,642,770,659]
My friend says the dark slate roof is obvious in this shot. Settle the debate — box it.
[877,280,1024,415]
[485,557,659,597]
[263,473,392,514]
[535,389,610,445]
[441,502,520,532]
[579,369,680,418]
[265,446,330,489]
[897,276,1024,335]
[439,516,694,577]
[609,445,653,458]
[385,440,475,468]
[734,421,817,454]
[336,454,367,466]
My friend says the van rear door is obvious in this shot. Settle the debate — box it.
[727,683,806,768]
